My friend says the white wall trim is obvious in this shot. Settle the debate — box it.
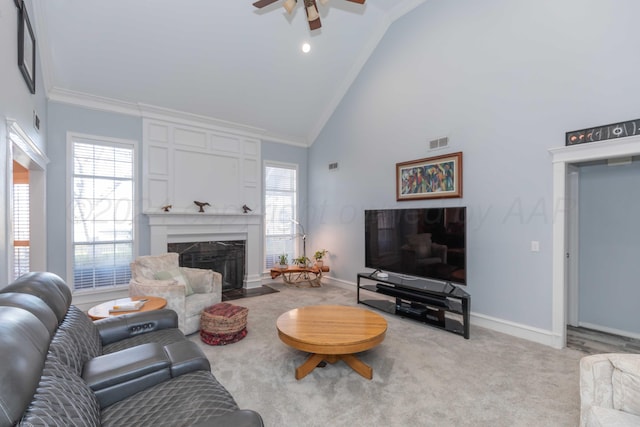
[6,119,49,168]
[48,87,306,147]
[6,119,49,280]
[471,313,561,348]
[549,134,640,349]
[315,277,562,347]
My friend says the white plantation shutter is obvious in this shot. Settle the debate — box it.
[13,183,30,279]
[264,164,297,269]
[72,138,135,290]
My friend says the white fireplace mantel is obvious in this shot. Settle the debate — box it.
[146,212,263,289]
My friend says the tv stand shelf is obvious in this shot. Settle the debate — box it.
[357,272,470,339]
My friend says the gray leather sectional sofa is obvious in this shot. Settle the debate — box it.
[0,272,263,427]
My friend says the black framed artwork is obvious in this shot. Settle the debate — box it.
[18,3,36,94]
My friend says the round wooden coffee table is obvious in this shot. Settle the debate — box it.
[276,305,387,380]
[87,296,167,320]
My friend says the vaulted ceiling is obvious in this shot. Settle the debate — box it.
[36,0,426,145]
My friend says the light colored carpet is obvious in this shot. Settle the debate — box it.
[189,281,584,427]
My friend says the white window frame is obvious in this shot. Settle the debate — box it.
[66,132,138,293]
[263,161,299,270]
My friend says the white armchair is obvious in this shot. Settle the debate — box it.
[580,353,640,427]
[129,253,222,335]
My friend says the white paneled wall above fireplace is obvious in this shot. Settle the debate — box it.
[142,118,261,215]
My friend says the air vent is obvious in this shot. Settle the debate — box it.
[429,136,449,150]
[328,162,339,171]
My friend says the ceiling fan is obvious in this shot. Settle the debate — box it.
[253,0,366,31]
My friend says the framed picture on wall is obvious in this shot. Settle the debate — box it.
[396,152,463,201]
[18,3,36,94]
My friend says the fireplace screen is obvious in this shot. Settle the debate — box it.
[167,240,246,291]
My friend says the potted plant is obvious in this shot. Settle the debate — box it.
[293,255,310,268]
[276,254,288,270]
[313,249,328,268]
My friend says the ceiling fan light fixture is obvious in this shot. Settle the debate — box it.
[283,0,297,14]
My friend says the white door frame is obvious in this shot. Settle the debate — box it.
[549,135,640,349]
[6,119,49,281]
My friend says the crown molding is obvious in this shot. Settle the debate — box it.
[48,87,307,146]
[48,87,142,117]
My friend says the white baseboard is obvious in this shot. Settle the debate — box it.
[326,278,563,349]
[471,313,562,349]
[260,275,565,348]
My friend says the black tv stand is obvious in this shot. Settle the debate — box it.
[357,272,470,339]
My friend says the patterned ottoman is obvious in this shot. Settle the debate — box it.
[200,302,248,345]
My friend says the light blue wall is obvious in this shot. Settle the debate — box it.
[46,102,143,281]
[578,161,640,335]
[309,0,640,331]
[0,0,48,284]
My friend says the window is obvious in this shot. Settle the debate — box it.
[71,136,136,290]
[264,163,297,269]
[13,181,30,280]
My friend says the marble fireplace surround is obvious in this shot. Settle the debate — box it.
[146,212,262,289]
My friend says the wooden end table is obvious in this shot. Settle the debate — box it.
[276,305,387,380]
[270,265,329,287]
[87,296,167,320]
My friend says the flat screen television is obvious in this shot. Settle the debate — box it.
[364,207,466,285]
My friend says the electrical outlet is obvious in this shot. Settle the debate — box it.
[531,241,540,252]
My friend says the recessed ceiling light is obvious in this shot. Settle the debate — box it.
[302,43,311,53]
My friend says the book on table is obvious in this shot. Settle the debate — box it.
[108,298,147,313]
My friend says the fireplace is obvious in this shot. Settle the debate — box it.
[168,240,246,291]
[146,212,263,290]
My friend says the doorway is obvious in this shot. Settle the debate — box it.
[550,134,640,349]
[6,119,48,281]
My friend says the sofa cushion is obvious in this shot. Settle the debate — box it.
[101,327,186,354]
[49,306,102,375]
[100,370,240,427]
[611,355,640,416]
[19,356,100,427]
[2,272,72,323]
[585,405,640,427]
[154,268,194,296]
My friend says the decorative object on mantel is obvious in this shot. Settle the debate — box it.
[194,201,211,212]
[566,118,640,146]
[242,204,252,213]
[252,0,366,31]
[396,152,463,201]
[162,204,172,212]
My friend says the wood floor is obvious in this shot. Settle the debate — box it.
[566,325,640,354]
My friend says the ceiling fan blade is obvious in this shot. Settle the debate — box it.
[253,0,279,8]
[308,17,322,30]
[305,0,322,30]
[345,0,366,4]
